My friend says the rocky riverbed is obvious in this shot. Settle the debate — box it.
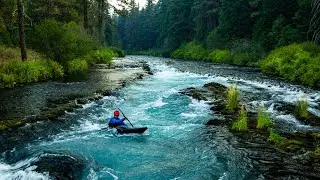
[180,81,320,180]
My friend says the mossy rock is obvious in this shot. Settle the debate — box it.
[0,120,25,131]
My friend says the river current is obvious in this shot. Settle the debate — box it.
[0,56,319,179]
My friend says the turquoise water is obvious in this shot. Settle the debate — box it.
[0,58,251,179]
[6,55,320,179]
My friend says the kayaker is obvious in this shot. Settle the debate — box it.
[108,110,127,128]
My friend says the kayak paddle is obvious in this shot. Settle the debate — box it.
[117,107,134,127]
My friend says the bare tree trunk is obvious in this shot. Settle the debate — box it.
[98,0,105,45]
[84,0,88,30]
[18,0,27,61]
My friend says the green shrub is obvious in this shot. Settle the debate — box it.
[86,49,114,65]
[226,84,240,112]
[232,105,248,131]
[30,20,98,65]
[207,49,231,63]
[260,42,320,87]
[171,42,208,60]
[229,39,265,66]
[267,129,285,147]
[295,95,309,119]
[0,60,64,88]
[257,104,273,129]
[67,58,88,75]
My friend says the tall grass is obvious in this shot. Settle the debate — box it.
[0,60,64,88]
[0,45,44,62]
[295,95,309,119]
[232,105,248,131]
[257,104,273,129]
[226,84,240,112]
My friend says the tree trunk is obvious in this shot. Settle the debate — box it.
[18,0,27,61]
[98,0,104,45]
[84,0,88,30]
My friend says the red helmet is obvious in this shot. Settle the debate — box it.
[114,110,120,116]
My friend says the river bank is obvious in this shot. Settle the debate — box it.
[0,57,151,152]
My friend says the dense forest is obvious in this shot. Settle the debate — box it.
[0,0,126,88]
[116,0,320,87]
[0,0,319,88]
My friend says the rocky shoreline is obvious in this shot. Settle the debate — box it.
[180,82,320,180]
[0,58,152,152]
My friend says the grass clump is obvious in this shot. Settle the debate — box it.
[232,105,248,131]
[257,104,273,129]
[267,129,286,147]
[226,84,240,112]
[295,95,309,119]
[67,58,88,75]
[0,60,64,88]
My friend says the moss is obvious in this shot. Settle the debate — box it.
[232,105,248,131]
[257,104,273,129]
[226,84,240,112]
[0,120,25,131]
[314,146,320,156]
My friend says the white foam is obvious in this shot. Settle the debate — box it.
[181,113,197,118]
[152,98,168,108]
[0,158,50,180]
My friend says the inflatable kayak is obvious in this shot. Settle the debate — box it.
[115,127,148,134]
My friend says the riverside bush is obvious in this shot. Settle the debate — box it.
[110,47,126,57]
[232,105,248,131]
[86,49,114,66]
[257,104,272,129]
[260,42,320,87]
[67,58,88,75]
[0,60,64,88]
[207,49,231,63]
[229,39,265,66]
[295,95,309,119]
[30,20,98,65]
[226,85,240,112]
[171,42,208,60]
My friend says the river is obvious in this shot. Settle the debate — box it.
[0,56,319,179]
